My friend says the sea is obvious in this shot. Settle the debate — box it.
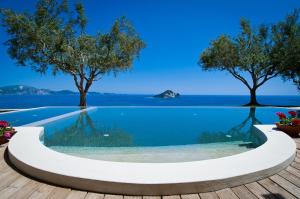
[0,95,299,108]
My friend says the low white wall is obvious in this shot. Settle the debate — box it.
[8,125,296,195]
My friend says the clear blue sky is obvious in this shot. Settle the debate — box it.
[0,0,299,95]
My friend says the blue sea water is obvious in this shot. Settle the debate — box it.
[0,95,299,108]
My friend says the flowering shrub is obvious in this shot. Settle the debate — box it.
[276,111,299,126]
[291,118,300,126]
[0,121,9,128]
[289,111,297,117]
[0,120,16,141]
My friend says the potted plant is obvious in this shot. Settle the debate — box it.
[0,121,16,145]
[275,111,300,137]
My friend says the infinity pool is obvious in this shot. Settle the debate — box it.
[40,107,289,162]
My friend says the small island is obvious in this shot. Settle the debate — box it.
[154,90,180,98]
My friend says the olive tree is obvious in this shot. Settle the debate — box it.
[1,0,145,106]
[199,11,299,106]
[272,10,300,90]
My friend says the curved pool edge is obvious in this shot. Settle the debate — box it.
[8,125,296,195]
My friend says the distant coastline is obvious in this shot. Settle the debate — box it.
[0,85,299,97]
[0,85,115,96]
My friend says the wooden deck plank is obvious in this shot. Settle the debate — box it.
[0,185,18,198]
[162,196,181,199]
[104,194,123,199]
[0,170,22,191]
[181,194,200,199]
[7,180,40,199]
[47,187,72,199]
[142,196,161,199]
[66,190,88,199]
[0,164,14,176]
[258,178,296,199]
[294,139,300,145]
[278,169,300,187]
[293,138,300,145]
[0,145,6,156]
[269,174,300,198]
[245,182,277,199]
[291,161,300,170]
[85,192,105,199]
[5,175,30,188]
[0,147,6,162]
[0,176,31,198]
[231,185,258,199]
[0,166,15,179]
[124,196,143,199]
[294,156,300,163]
[295,142,300,149]
[216,188,239,199]
[0,159,7,171]
[199,192,219,199]
[286,166,300,178]
[0,159,13,170]
[27,184,56,199]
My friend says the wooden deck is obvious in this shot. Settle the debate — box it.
[1,139,300,199]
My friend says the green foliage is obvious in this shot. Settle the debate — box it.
[200,18,276,90]
[272,10,300,90]
[199,10,300,104]
[1,0,145,106]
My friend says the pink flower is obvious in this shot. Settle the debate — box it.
[288,111,297,118]
[0,121,9,128]
[5,130,14,134]
[3,132,12,140]
[276,112,286,120]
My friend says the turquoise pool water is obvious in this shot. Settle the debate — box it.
[41,107,290,162]
[0,107,80,126]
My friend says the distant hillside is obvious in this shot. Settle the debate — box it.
[0,85,106,95]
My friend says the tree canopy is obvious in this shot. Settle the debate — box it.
[1,0,145,106]
[199,10,300,105]
[272,10,300,90]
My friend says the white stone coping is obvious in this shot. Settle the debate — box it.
[0,106,87,116]
[8,125,296,195]
[0,106,47,115]
[22,107,97,127]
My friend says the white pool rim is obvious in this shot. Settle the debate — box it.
[8,125,296,195]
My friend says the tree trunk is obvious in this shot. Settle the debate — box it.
[79,91,87,107]
[244,88,260,106]
[73,72,94,107]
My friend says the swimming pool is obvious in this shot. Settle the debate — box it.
[8,106,297,195]
[41,107,289,162]
[0,107,81,126]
